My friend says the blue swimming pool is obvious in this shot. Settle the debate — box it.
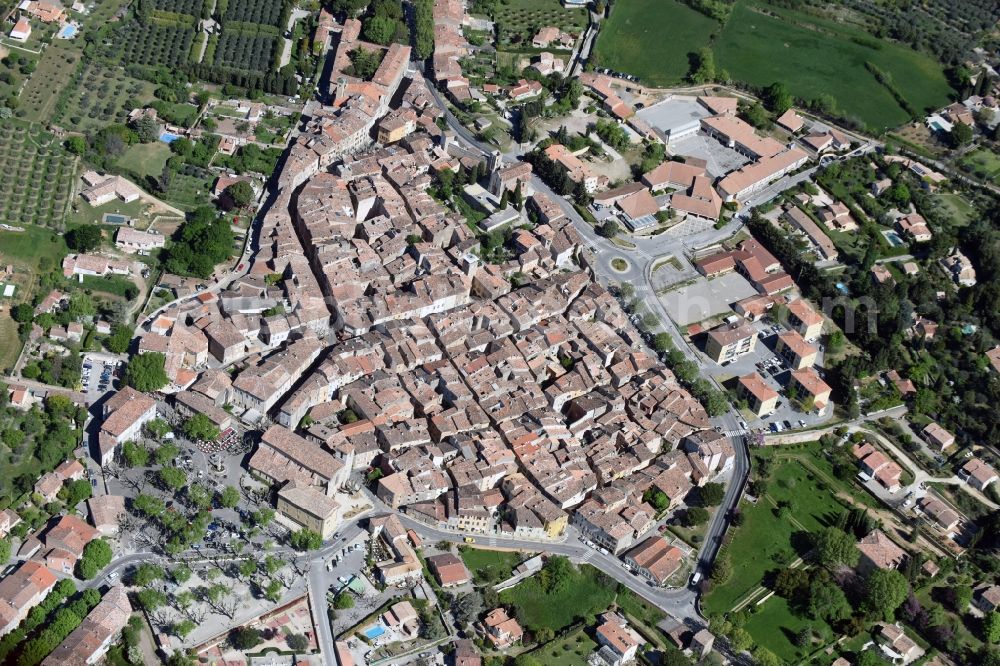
[159,132,181,143]
[835,282,849,295]
[58,24,78,39]
[361,624,385,640]
[882,229,905,247]
[103,213,130,225]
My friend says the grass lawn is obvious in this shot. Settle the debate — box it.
[703,443,851,614]
[458,547,525,583]
[0,313,21,374]
[930,193,976,227]
[744,595,831,663]
[66,197,155,229]
[163,172,214,211]
[714,2,952,130]
[116,142,173,179]
[81,274,137,297]
[0,223,67,264]
[958,148,1000,185]
[499,563,615,632]
[527,627,598,665]
[592,0,717,86]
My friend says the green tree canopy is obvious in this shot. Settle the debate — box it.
[124,353,169,392]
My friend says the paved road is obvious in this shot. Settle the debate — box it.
[426,83,756,619]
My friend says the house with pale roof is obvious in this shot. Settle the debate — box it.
[960,458,998,491]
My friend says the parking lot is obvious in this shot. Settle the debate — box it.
[81,353,124,398]
[707,319,832,431]
[659,272,758,326]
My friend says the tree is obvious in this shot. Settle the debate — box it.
[949,121,973,147]
[597,219,620,238]
[452,592,484,626]
[121,441,149,467]
[813,526,859,568]
[158,466,187,492]
[76,539,113,579]
[538,555,574,593]
[183,414,219,442]
[219,485,240,509]
[712,553,733,585]
[752,646,782,666]
[154,443,180,466]
[65,225,103,252]
[0,538,10,565]
[224,180,255,209]
[695,482,725,507]
[124,353,169,392]
[985,610,1000,643]
[10,303,33,323]
[807,574,852,622]
[287,633,309,651]
[763,82,793,116]
[132,563,164,587]
[229,627,262,650]
[173,619,196,638]
[290,528,322,551]
[133,115,160,142]
[689,47,715,84]
[863,569,909,621]
[171,564,192,584]
[333,592,354,609]
[105,325,133,354]
[65,135,86,155]
[683,507,710,527]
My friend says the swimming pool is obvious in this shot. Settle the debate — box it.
[102,213,130,225]
[835,282,849,295]
[159,132,181,143]
[881,229,905,247]
[361,624,386,640]
[58,24,78,39]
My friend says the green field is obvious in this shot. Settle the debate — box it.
[958,148,1000,185]
[593,0,953,130]
[715,3,952,129]
[744,595,832,663]
[458,547,525,583]
[593,0,718,85]
[499,563,615,632]
[527,627,598,665]
[703,443,850,615]
[0,313,21,374]
[116,142,173,179]
[929,193,976,227]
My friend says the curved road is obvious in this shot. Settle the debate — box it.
[425,78,751,617]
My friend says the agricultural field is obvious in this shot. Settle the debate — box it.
[592,0,718,85]
[112,22,197,69]
[18,41,83,120]
[492,0,588,49]
[213,29,278,70]
[0,122,77,230]
[221,0,287,28]
[957,148,1000,185]
[715,2,953,130]
[0,50,39,108]
[593,0,953,130]
[55,62,155,134]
